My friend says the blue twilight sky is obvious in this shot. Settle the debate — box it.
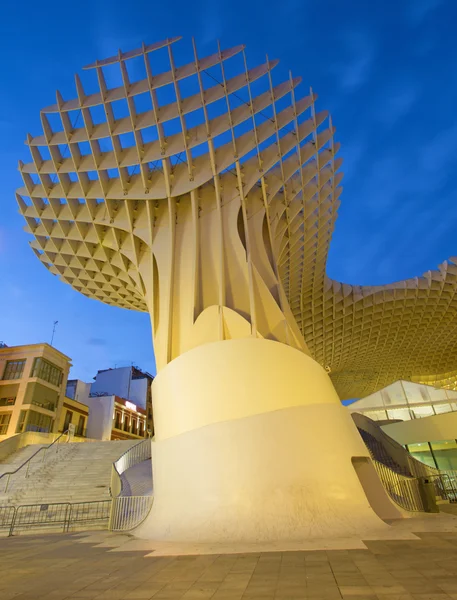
[1,0,457,384]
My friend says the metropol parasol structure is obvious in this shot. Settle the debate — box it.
[16,37,457,541]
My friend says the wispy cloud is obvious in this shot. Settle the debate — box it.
[334,31,377,92]
[418,122,457,176]
[200,0,223,46]
[407,0,443,24]
[87,337,108,347]
[377,83,420,126]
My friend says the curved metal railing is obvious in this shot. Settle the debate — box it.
[372,459,425,512]
[109,495,154,531]
[109,437,153,531]
[0,430,69,493]
[354,413,457,506]
[110,438,152,497]
[353,412,457,480]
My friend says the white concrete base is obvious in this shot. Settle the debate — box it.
[76,511,457,556]
[136,338,395,543]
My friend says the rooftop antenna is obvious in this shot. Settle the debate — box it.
[50,321,58,346]
[127,361,133,400]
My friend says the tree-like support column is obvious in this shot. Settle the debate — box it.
[130,183,399,541]
[136,338,392,542]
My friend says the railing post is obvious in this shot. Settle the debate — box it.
[9,506,18,537]
[65,504,72,533]
[108,497,115,531]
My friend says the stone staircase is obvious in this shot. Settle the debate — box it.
[0,444,50,477]
[0,440,138,506]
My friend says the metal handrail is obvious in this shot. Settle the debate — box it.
[0,499,112,536]
[353,412,457,480]
[372,459,425,512]
[0,429,69,493]
[110,438,152,497]
[109,495,154,531]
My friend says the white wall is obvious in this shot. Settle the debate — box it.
[90,368,147,409]
[382,411,457,446]
[91,367,130,398]
[74,380,91,404]
[129,378,147,409]
[85,395,115,441]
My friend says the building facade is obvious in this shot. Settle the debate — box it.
[57,395,89,437]
[0,343,72,439]
[85,394,147,441]
[66,379,91,405]
[91,366,154,435]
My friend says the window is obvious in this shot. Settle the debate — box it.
[31,358,63,387]
[0,413,11,435]
[114,412,121,429]
[31,397,55,411]
[77,415,85,436]
[63,410,73,431]
[2,360,26,380]
[131,420,137,435]
[16,410,27,433]
[23,382,58,412]
[123,415,130,432]
[139,421,144,437]
[0,397,15,407]
[25,410,53,433]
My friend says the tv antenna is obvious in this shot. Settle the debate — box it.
[50,321,58,346]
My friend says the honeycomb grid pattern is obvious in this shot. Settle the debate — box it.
[16,37,457,399]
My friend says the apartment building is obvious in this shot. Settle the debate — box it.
[90,366,154,435]
[0,343,72,439]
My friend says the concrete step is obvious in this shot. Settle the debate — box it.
[1,439,141,506]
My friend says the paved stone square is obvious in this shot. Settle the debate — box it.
[2,528,457,600]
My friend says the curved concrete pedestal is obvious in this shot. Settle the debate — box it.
[136,338,392,542]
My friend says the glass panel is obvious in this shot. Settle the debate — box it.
[77,415,85,436]
[433,403,452,415]
[31,358,63,387]
[0,397,16,407]
[363,410,388,421]
[408,442,436,468]
[115,412,121,429]
[382,381,407,407]
[351,390,385,409]
[63,411,72,431]
[402,381,430,404]
[428,386,449,401]
[25,410,53,433]
[0,413,11,435]
[430,440,457,470]
[386,408,412,421]
[16,410,27,433]
[2,360,26,380]
[411,405,435,419]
